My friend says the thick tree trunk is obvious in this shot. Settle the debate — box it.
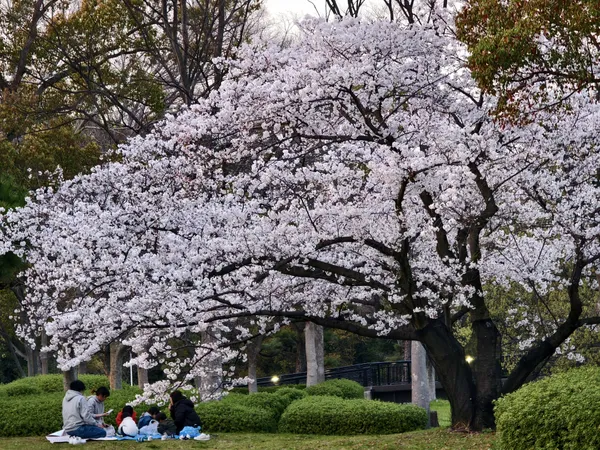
[247,336,263,394]
[63,367,78,391]
[469,318,503,430]
[417,319,476,430]
[305,322,325,386]
[411,341,430,424]
[109,342,127,390]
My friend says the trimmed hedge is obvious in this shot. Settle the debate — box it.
[278,396,427,435]
[0,377,146,437]
[305,379,364,399]
[273,387,307,403]
[228,384,306,395]
[222,392,291,421]
[0,374,110,397]
[195,401,277,432]
[495,366,600,450]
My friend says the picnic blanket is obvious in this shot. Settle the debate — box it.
[46,430,118,443]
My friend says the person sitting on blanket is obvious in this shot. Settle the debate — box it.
[169,390,202,433]
[87,386,111,429]
[115,404,137,426]
[156,412,177,436]
[62,380,107,439]
[117,405,138,437]
[138,406,160,428]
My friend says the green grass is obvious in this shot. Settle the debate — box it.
[430,399,451,427]
[0,429,495,449]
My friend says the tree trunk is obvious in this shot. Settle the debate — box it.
[427,356,437,402]
[198,330,223,400]
[26,345,39,377]
[78,361,87,375]
[63,367,78,391]
[0,321,25,378]
[469,318,503,430]
[305,322,325,386]
[411,341,430,425]
[137,366,149,389]
[417,319,476,430]
[247,336,264,394]
[294,323,306,372]
[109,342,127,390]
[40,330,49,375]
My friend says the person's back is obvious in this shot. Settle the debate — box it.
[169,391,202,433]
[117,405,138,437]
[62,380,106,439]
[138,406,160,428]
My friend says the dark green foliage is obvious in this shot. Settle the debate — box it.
[305,379,364,399]
[495,366,600,450]
[222,392,290,421]
[195,401,277,433]
[278,396,427,435]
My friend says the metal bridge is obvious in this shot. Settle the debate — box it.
[255,360,444,403]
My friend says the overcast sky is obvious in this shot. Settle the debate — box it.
[264,0,326,19]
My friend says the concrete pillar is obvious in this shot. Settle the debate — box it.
[411,341,430,425]
[305,322,325,386]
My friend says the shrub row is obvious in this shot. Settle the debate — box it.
[0,374,110,397]
[495,366,600,450]
[0,375,425,437]
[279,396,427,435]
[0,383,147,437]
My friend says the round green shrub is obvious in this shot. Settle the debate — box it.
[0,392,63,436]
[495,366,600,450]
[306,379,364,399]
[195,401,277,432]
[222,392,290,420]
[274,387,307,403]
[278,396,427,435]
[3,383,41,397]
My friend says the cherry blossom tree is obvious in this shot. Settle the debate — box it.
[2,2,600,429]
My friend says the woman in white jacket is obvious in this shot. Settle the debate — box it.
[117,405,139,437]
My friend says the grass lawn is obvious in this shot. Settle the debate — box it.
[431,399,451,427]
[0,429,495,450]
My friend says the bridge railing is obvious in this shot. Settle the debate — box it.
[256,360,412,387]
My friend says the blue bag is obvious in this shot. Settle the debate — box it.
[178,426,201,438]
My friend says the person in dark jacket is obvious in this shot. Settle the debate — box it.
[156,412,177,436]
[169,390,202,433]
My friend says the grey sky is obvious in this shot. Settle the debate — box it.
[264,0,325,19]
